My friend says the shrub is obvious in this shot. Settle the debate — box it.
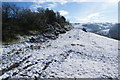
[2,3,73,42]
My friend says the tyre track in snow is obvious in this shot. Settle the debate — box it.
[1,40,50,77]
[1,41,71,78]
[0,55,31,76]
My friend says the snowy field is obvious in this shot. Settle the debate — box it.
[0,29,118,79]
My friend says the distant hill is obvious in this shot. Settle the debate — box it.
[72,23,119,40]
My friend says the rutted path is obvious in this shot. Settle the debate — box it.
[1,34,75,79]
[0,55,31,75]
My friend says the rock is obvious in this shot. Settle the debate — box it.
[15,51,19,54]
[82,28,87,32]
[29,37,36,42]
[64,24,74,31]
[71,44,76,46]
[68,50,75,53]
[59,30,66,34]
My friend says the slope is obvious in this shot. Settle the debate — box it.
[0,29,118,79]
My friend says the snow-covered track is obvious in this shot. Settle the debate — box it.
[1,29,118,79]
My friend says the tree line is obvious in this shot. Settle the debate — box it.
[2,3,72,42]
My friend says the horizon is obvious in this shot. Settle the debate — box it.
[3,2,118,23]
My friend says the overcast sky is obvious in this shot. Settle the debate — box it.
[3,0,118,23]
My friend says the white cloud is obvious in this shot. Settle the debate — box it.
[31,4,42,9]
[73,0,89,2]
[59,1,67,5]
[74,12,102,23]
[103,0,119,2]
[30,3,42,12]
[46,0,68,4]
[2,0,119,2]
[47,2,57,9]
[57,0,68,4]
[74,17,88,23]
[72,0,119,2]
[87,13,100,19]
[59,10,69,15]
[36,0,45,4]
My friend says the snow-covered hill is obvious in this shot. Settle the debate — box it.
[72,23,120,41]
[72,23,113,32]
[0,29,118,79]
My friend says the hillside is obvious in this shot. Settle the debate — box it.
[0,29,118,79]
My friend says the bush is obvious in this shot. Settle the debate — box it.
[2,3,73,42]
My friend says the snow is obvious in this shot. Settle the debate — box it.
[1,29,118,79]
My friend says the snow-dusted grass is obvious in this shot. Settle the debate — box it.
[0,29,118,79]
